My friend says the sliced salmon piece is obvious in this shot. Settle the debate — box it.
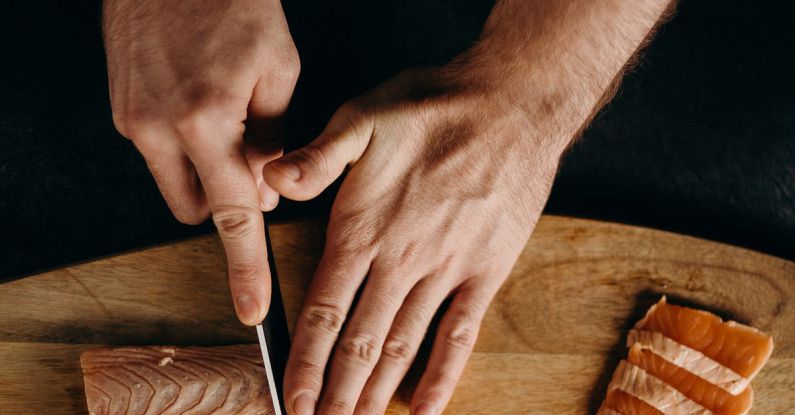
[634,297,773,380]
[628,330,748,394]
[599,389,663,415]
[627,344,753,415]
[606,360,712,414]
[81,344,274,415]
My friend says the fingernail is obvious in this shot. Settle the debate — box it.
[234,294,261,326]
[260,186,279,211]
[271,159,301,181]
[264,192,279,211]
[258,181,272,211]
[292,390,316,415]
[415,402,438,415]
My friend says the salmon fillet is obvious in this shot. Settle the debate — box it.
[627,344,753,415]
[606,360,712,414]
[633,297,774,380]
[80,344,273,415]
[599,389,663,415]
[627,330,748,394]
[599,297,773,415]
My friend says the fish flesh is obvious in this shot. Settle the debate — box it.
[633,297,773,380]
[627,330,748,394]
[599,390,663,415]
[627,344,753,415]
[81,344,273,415]
[599,296,773,415]
[605,360,712,414]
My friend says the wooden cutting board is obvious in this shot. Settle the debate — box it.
[0,215,793,414]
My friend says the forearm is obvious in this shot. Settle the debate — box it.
[457,0,675,148]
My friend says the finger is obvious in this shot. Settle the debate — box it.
[262,103,373,201]
[410,282,494,415]
[354,276,452,415]
[257,180,281,212]
[284,238,373,415]
[246,74,290,211]
[248,63,297,121]
[134,134,210,225]
[316,261,414,415]
[182,120,270,326]
[244,139,283,212]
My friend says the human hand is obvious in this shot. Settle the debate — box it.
[263,66,572,414]
[260,0,671,411]
[103,0,300,325]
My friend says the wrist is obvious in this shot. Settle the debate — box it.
[442,0,673,154]
[437,52,587,156]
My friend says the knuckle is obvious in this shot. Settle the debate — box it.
[381,337,413,362]
[111,111,131,139]
[328,100,368,136]
[165,194,208,226]
[336,100,364,119]
[173,108,211,141]
[397,241,420,264]
[113,109,157,141]
[313,253,372,293]
[355,395,384,415]
[294,357,325,380]
[302,303,346,335]
[212,206,260,240]
[325,222,374,259]
[260,50,300,106]
[326,399,354,415]
[172,207,207,225]
[279,48,301,85]
[377,244,420,275]
[443,311,481,349]
[295,144,330,177]
[173,100,241,142]
[227,262,261,283]
[338,332,380,366]
[329,236,369,261]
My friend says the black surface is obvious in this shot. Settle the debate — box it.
[547,0,795,261]
[1,0,793,280]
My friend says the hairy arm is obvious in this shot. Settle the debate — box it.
[464,0,674,144]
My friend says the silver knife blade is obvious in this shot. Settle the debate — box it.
[256,323,283,415]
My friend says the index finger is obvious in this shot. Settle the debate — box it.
[184,121,270,326]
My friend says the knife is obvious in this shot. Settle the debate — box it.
[257,324,283,415]
[256,217,291,415]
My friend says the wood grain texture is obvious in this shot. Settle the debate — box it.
[0,215,793,414]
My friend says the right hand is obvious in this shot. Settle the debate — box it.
[103,0,300,325]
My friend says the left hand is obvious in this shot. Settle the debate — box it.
[263,67,570,414]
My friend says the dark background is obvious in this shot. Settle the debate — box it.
[1,0,793,280]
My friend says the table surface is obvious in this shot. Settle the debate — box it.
[0,215,793,414]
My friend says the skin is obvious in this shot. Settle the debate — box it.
[104,0,673,414]
[103,0,299,325]
[270,2,675,414]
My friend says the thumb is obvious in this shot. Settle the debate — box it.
[263,104,372,201]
